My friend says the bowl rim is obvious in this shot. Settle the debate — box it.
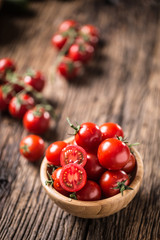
[40,137,143,206]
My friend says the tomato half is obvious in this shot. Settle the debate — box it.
[46,141,67,166]
[99,122,124,141]
[99,170,130,197]
[84,153,105,181]
[76,180,101,201]
[98,138,130,170]
[59,163,87,192]
[122,153,136,173]
[52,167,69,196]
[20,135,45,162]
[60,145,87,167]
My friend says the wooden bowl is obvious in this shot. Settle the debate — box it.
[40,137,143,219]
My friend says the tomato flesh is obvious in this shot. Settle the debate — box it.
[59,163,87,192]
[60,145,87,167]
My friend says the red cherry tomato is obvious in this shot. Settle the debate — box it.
[80,25,99,38]
[0,85,13,111]
[76,35,99,48]
[99,122,124,141]
[98,138,130,170]
[23,106,50,134]
[122,153,136,173]
[99,170,130,197]
[0,58,16,81]
[59,163,87,192]
[60,145,87,167]
[52,167,69,196]
[24,70,45,92]
[19,135,45,162]
[68,43,94,63]
[58,20,78,32]
[84,153,105,181]
[51,33,67,50]
[46,141,67,166]
[73,122,102,152]
[9,93,35,119]
[57,57,82,80]
[76,180,101,201]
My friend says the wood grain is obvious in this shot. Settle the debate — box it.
[0,0,160,239]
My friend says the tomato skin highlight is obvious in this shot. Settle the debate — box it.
[60,145,87,167]
[24,71,45,92]
[75,122,102,152]
[52,167,69,196]
[23,106,50,134]
[122,153,136,173]
[99,170,130,197]
[59,163,87,192]
[84,153,105,181]
[98,138,130,170]
[76,180,101,201]
[9,93,35,119]
[20,135,45,162]
[46,141,67,166]
[99,122,124,141]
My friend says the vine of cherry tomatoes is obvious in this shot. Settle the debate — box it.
[0,57,55,134]
[45,119,138,201]
[51,20,100,80]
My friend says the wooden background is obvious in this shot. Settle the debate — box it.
[0,0,160,239]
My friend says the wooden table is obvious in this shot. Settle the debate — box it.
[0,1,160,239]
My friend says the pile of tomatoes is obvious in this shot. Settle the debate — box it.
[51,20,99,80]
[45,120,137,201]
[0,58,54,134]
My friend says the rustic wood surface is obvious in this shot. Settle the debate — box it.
[0,0,160,239]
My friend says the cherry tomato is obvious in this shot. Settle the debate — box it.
[0,58,16,82]
[23,106,50,134]
[99,122,124,141]
[57,57,82,80]
[99,170,130,197]
[68,43,94,63]
[0,85,13,111]
[46,141,67,166]
[76,180,101,201]
[80,25,99,38]
[98,138,130,170]
[52,167,69,196]
[58,20,78,32]
[76,35,99,48]
[9,93,35,119]
[59,163,87,192]
[68,120,102,152]
[122,153,136,173]
[24,70,45,92]
[51,33,67,50]
[84,153,105,181]
[19,135,45,162]
[60,145,87,167]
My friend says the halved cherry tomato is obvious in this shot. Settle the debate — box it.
[20,135,45,162]
[99,170,130,197]
[99,122,124,141]
[0,85,13,111]
[68,119,102,152]
[59,163,87,192]
[52,167,69,196]
[68,43,94,63]
[84,153,105,181]
[9,93,35,119]
[122,153,136,173]
[51,33,67,50]
[46,141,67,166]
[98,138,130,170]
[23,106,50,134]
[24,70,45,92]
[57,56,82,80]
[76,180,101,201]
[58,20,78,32]
[60,145,87,167]
[0,58,16,82]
